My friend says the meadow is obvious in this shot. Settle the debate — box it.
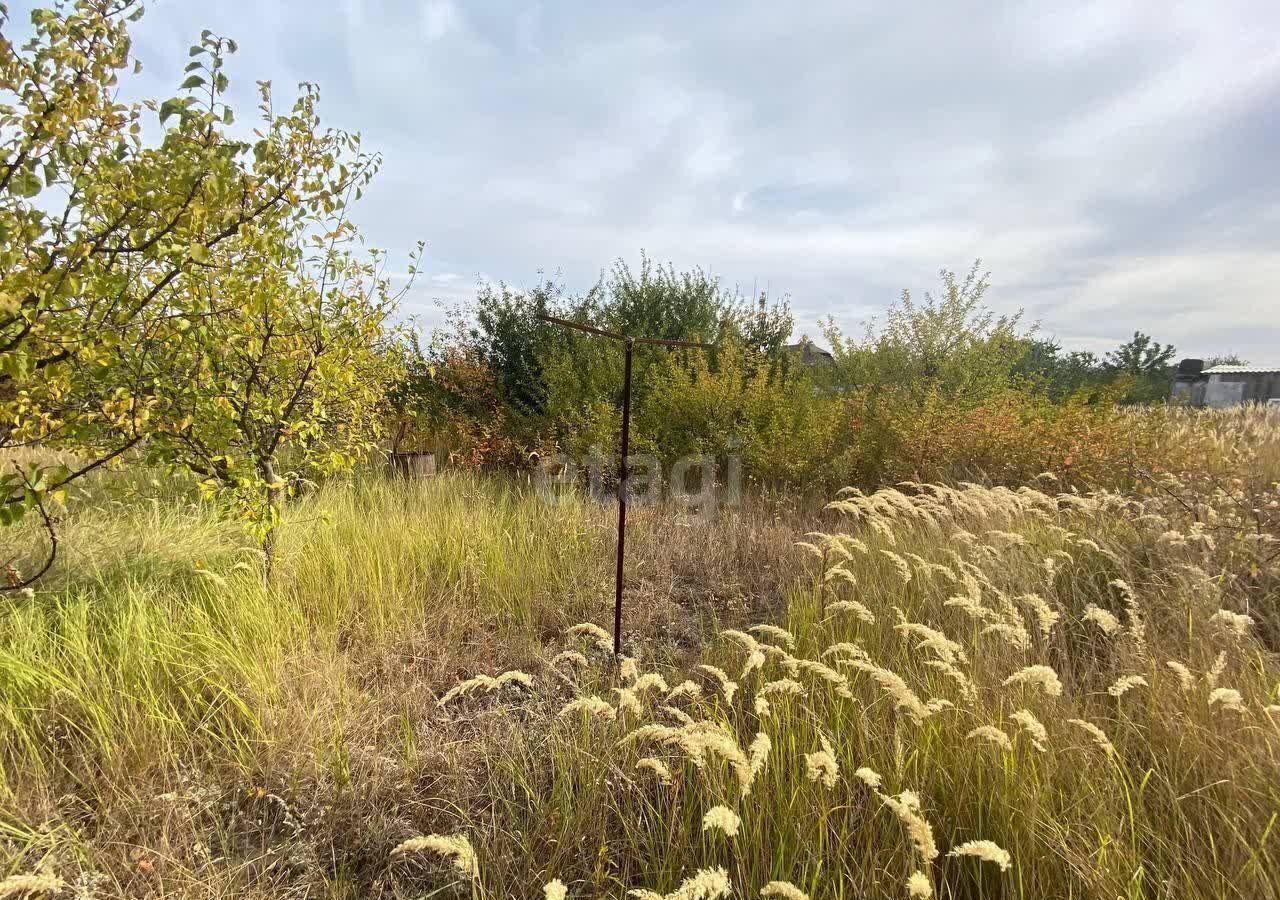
[1,405,1278,899]
[5,4,1279,897]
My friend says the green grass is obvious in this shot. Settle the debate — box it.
[0,472,604,882]
[1,411,1278,899]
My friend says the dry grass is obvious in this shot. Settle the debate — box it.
[1,407,1278,898]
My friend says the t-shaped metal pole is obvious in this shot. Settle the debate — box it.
[535,313,714,655]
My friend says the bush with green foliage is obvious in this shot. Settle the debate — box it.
[406,258,1187,495]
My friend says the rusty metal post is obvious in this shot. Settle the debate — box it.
[613,339,634,656]
[533,312,713,656]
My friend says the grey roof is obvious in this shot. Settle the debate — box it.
[785,341,836,365]
[1202,364,1280,375]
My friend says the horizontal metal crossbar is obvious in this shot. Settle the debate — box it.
[534,313,714,349]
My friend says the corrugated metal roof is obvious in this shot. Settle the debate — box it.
[1202,365,1280,375]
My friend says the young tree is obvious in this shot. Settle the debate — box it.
[144,82,420,578]
[0,1,369,587]
[822,261,1028,401]
[1012,338,1106,398]
[433,256,793,461]
[1104,331,1177,375]
[470,278,563,416]
[1103,331,1177,404]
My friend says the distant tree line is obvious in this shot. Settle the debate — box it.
[391,259,1200,491]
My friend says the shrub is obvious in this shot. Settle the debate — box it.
[836,383,1146,490]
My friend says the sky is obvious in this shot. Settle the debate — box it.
[19,0,1280,358]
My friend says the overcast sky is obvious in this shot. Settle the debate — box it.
[27,0,1280,357]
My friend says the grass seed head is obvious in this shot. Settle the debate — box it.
[1083,605,1122,636]
[948,839,1012,871]
[1208,687,1246,713]
[966,725,1013,751]
[747,732,771,787]
[1206,651,1228,689]
[667,867,732,900]
[567,622,614,654]
[1009,709,1048,752]
[0,875,64,898]
[696,665,739,704]
[1108,674,1148,698]
[558,696,616,721]
[749,624,797,650]
[879,790,939,861]
[551,650,589,670]
[667,680,704,702]
[804,736,840,788]
[1165,660,1195,691]
[391,833,479,879]
[854,766,883,789]
[758,678,806,699]
[760,881,810,900]
[1003,665,1063,697]
[742,650,767,680]
[636,757,674,785]
[826,599,876,624]
[613,687,643,717]
[632,672,671,695]
[906,871,933,898]
[1209,609,1255,639]
[1018,593,1060,638]
[701,805,741,838]
[661,705,696,726]
[1067,718,1116,757]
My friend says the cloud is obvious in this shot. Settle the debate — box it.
[94,0,1280,359]
[419,0,459,42]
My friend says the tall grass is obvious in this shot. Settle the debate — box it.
[0,474,602,877]
[1,407,1277,898]
[461,480,1279,899]
[278,474,601,637]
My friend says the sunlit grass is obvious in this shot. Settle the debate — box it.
[1,406,1278,898]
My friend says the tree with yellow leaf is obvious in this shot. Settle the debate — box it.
[144,105,419,577]
[0,0,400,587]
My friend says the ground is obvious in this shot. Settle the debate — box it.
[2,407,1279,899]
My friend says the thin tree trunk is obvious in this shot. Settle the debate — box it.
[260,456,283,585]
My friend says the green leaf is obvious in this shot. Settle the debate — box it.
[189,44,204,57]
[188,244,210,264]
[181,75,205,90]
[159,98,183,123]
[10,169,41,198]
[185,61,203,72]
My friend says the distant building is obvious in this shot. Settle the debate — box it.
[1171,359,1280,407]
[785,339,836,369]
